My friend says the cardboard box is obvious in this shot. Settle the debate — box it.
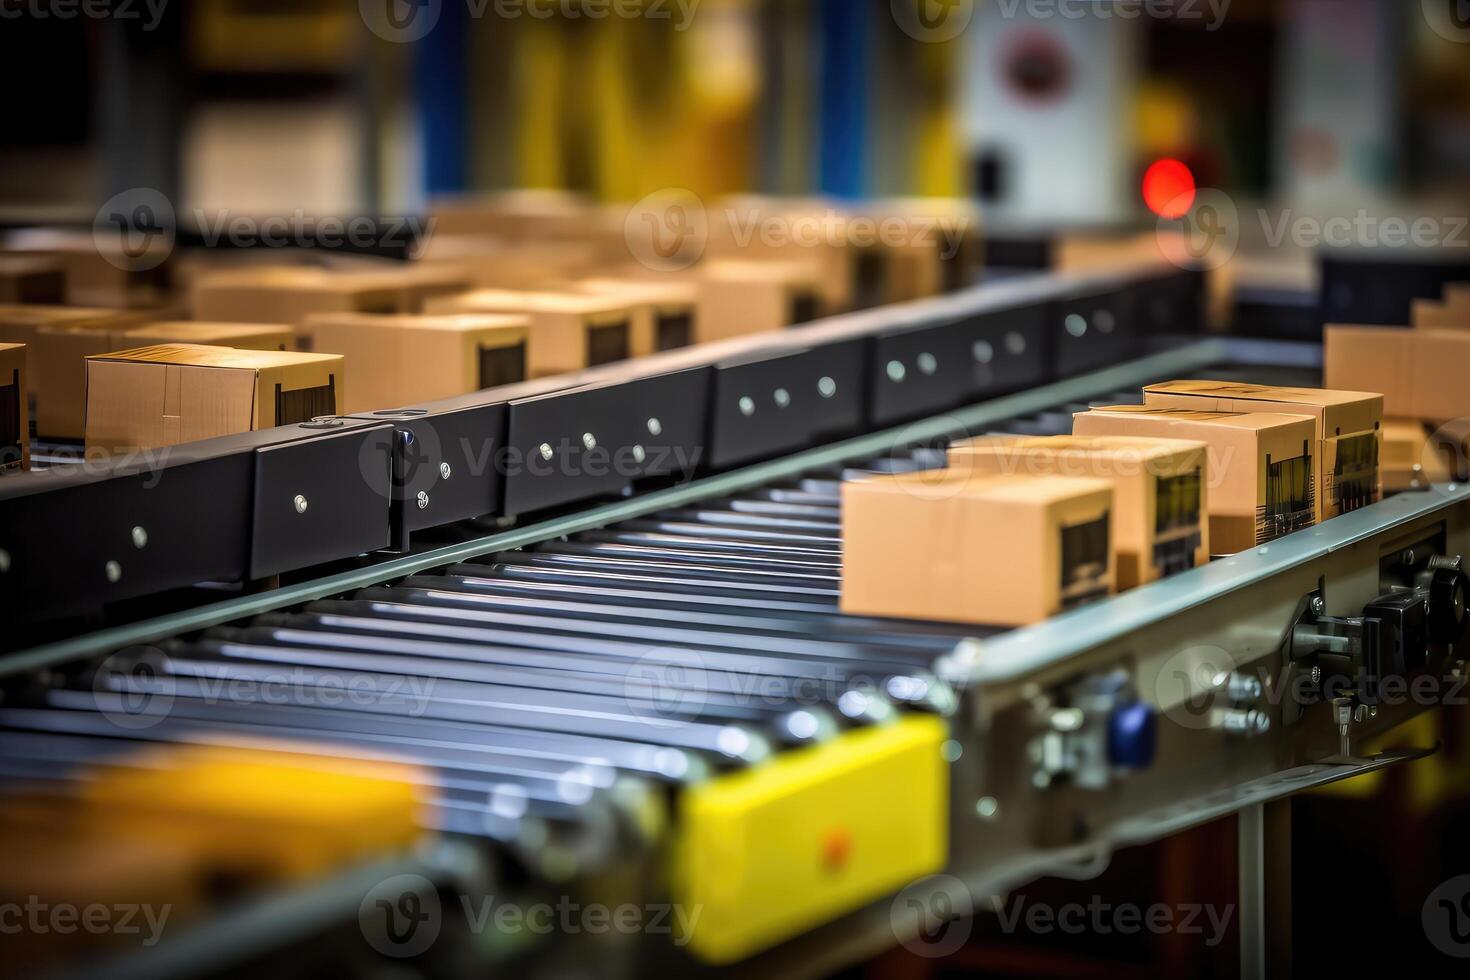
[1324,325,1470,425]
[1413,300,1469,331]
[1073,406,1318,554]
[192,267,407,325]
[0,343,28,472]
[429,190,594,240]
[695,260,824,343]
[426,288,636,377]
[118,322,293,351]
[414,235,599,290]
[841,471,1115,626]
[297,313,528,414]
[84,345,345,452]
[868,199,982,301]
[0,306,154,439]
[1141,381,1384,521]
[708,196,859,312]
[0,255,66,304]
[1380,418,1451,493]
[571,278,699,354]
[948,434,1209,590]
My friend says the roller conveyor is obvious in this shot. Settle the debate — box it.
[2,291,1468,978]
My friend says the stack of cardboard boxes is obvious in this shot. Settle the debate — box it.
[841,381,1386,628]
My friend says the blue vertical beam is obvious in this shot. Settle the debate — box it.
[817,0,870,199]
[417,0,469,196]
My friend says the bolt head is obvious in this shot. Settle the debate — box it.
[293,494,309,514]
[582,432,597,450]
[131,526,148,549]
[105,560,121,584]
[539,443,554,461]
[439,462,452,480]
[416,491,430,510]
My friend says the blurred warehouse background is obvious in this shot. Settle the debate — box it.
[3,1,1468,231]
[3,2,1470,978]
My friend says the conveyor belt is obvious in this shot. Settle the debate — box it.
[15,337,1465,979]
[0,359,1305,849]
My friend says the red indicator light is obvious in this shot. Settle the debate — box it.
[1143,159,1197,219]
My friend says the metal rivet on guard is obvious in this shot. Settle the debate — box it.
[294,495,309,514]
[131,526,148,549]
[439,462,452,480]
[0,549,10,574]
[774,388,791,408]
[582,433,597,450]
[417,491,430,510]
[105,560,121,583]
[647,417,662,436]
[739,396,755,417]
[817,376,836,398]
[539,443,554,461]
[633,445,646,464]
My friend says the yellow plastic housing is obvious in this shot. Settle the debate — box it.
[672,715,950,964]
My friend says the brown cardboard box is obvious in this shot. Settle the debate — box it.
[841,471,1115,627]
[3,231,174,308]
[869,199,982,301]
[1380,418,1450,493]
[84,345,345,452]
[426,288,636,377]
[192,267,407,325]
[695,260,824,343]
[1073,406,1318,554]
[297,313,528,414]
[0,343,28,472]
[0,255,66,304]
[948,434,1209,590]
[1413,300,1469,331]
[414,235,599,290]
[571,278,699,354]
[63,245,174,309]
[429,190,594,240]
[0,306,154,439]
[708,196,860,312]
[119,322,293,351]
[1324,325,1470,424]
[1141,381,1384,521]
